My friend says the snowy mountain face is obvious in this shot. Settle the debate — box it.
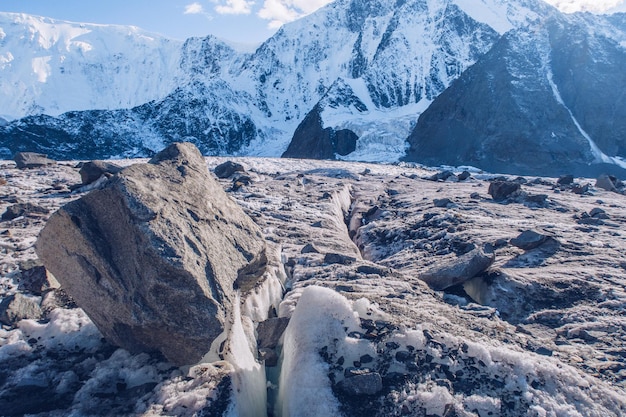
[0,13,182,121]
[0,1,625,176]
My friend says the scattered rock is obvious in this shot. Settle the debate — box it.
[419,245,495,291]
[13,152,56,169]
[35,142,266,365]
[0,293,43,326]
[589,208,609,219]
[524,194,548,207]
[433,198,453,208]
[337,370,383,396]
[214,161,245,179]
[557,175,574,186]
[257,317,290,349]
[79,160,123,185]
[510,230,550,251]
[324,253,357,265]
[427,171,455,182]
[572,183,589,195]
[1,203,50,221]
[457,171,472,181]
[488,181,521,201]
[595,174,619,192]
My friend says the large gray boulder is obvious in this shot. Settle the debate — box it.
[419,245,495,291]
[35,142,266,365]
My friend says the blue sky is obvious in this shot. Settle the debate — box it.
[1,0,625,44]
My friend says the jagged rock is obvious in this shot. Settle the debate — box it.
[572,183,590,195]
[337,370,383,396]
[457,171,472,181]
[1,203,50,221]
[214,161,245,179]
[257,317,290,349]
[419,245,495,291]
[510,230,550,251]
[18,260,59,295]
[79,160,123,185]
[595,174,619,192]
[35,142,266,365]
[0,293,43,325]
[488,181,521,201]
[13,152,56,169]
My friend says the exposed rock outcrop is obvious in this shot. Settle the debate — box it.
[35,142,266,365]
[78,160,123,185]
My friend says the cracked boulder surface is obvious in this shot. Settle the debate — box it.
[1,155,625,416]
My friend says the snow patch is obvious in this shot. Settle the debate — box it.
[453,0,514,34]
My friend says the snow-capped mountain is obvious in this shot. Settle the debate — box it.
[0,13,182,120]
[0,0,625,176]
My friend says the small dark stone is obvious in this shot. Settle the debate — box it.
[589,208,609,219]
[360,354,374,364]
[535,347,553,356]
[214,161,245,179]
[457,171,471,181]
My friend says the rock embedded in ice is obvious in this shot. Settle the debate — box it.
[13,152,56,169]
[0,293,43,325]
[488,180,521,201]
[78,160,123,185]
[257,317,290,349]
[337,370,383,396]
[419,245,495,290]
[35,142,266,365]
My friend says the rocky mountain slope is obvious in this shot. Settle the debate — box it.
[1,1,626,176]
[1,150,625,416]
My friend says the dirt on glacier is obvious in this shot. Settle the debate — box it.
[1,156,625,417]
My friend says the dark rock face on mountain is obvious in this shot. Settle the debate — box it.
[35,143,266,365]
[405,14,626,177]
[282,105,359,159]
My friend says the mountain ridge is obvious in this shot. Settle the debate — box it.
[1,1,625,177]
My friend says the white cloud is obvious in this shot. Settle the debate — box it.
[257,0,333,28]
[213,0,255,15]
[543,0,626,13]
[184,2,206,15]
